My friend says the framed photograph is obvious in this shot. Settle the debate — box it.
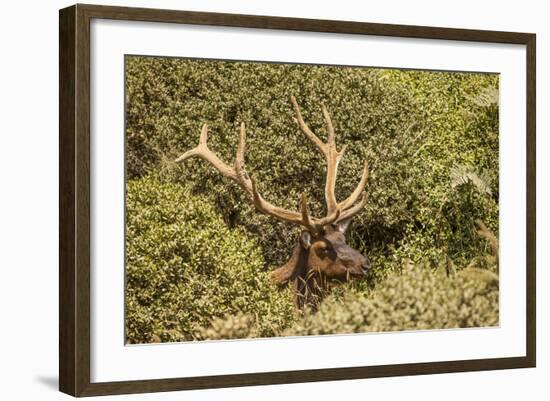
[59,4,536,397]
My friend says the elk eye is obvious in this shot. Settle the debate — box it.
[315,241,335,259]
[315,246,328,259]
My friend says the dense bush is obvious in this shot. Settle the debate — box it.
[125,177,295,343]
[196,263,498,340]
[286,265,498,336]
[197,312,258,341]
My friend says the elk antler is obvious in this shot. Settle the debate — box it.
[290,96,369,223]
[175,97,368,235]
[175,122,338,235]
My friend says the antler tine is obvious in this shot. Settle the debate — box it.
[299,193,340,235]
[174,124,207,163]
[251,177,304,225]
[290,96,326,153]
[236,123,246,167]
[321,103,335,146]
[291,96,345,216]
[338,161,369,211]
[317,208,341,227]
[338,192,368,222]
[199,122,208,144]
[300,193,317,234]
[175,124,237,180]
[235,122,249,186]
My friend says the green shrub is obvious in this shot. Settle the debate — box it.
[197,312,258,341]
[125,177,295,343]
[286,265,498,336]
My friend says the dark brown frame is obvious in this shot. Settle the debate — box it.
[59,3,536,397]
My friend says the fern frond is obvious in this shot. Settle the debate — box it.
[450,165,493,197]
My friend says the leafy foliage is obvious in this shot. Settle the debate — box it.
[197,312,258,341]
[286,265,498,336]
[197,262,498,340]
[125,177,295,343]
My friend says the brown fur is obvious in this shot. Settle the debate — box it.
[271,224,370,311]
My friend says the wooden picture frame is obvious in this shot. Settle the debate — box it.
[59,3,536,397]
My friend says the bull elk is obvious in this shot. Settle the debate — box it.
[176,96,371,310]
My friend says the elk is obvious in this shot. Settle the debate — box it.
[175,96,371,310]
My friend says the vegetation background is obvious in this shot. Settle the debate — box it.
[124,56,499,344]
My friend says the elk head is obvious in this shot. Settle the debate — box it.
[176,96,370,311]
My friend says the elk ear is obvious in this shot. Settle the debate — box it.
[334,218,352,233]
[299,230,312,249]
